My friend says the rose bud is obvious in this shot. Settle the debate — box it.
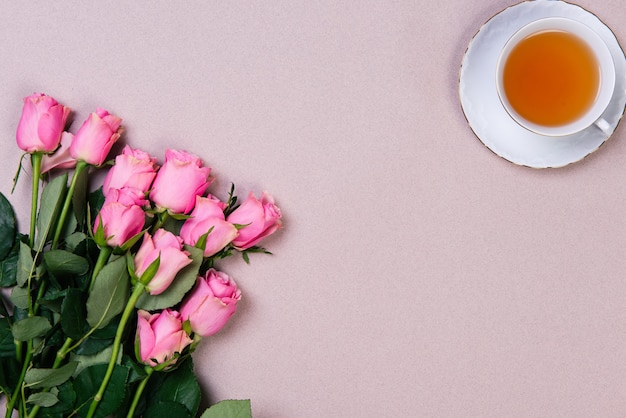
[102,146,158,197]
[134,229,192,295]
[135,309,192,368]
[180,195,238,257]
[149,149,211,214]
[40,131,78,173]
[93,200,145,248]
[180,269,241,337]
[226,191,282,250]
[16,93,70,153]
[69,108,122,166]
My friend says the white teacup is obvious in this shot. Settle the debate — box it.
[496,17,615,137]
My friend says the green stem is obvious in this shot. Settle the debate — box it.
[151,210,169,234]
[8,154,42,418]
[29,153,42,248]
[89,246,113,292]
[7,276,47,417]
[51,160,88,249]
[86,283,145,418]
[5,341,33,418]
[14,340,22,365]
[126,366,154,418]
[26,338,74,418]
[54,338,74,369]
[32,278,47,317]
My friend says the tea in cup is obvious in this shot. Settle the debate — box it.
[496,17,615,136]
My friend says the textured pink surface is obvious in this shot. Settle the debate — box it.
[1,1,626,416]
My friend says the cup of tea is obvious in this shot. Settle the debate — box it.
[496,17,615,137]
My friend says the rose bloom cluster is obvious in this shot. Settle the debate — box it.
[16,93,282,369]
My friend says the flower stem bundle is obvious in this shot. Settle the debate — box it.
[0,93,281,418]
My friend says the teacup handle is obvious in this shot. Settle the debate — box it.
[594,117,611,135]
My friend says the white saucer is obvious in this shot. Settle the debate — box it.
[459,0,626,168]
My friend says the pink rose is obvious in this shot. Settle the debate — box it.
[226,191,282,249]
[135,309,192,368]
[179,269,241,337]
[134,229,192,295]
[69,108,122,166]
[16,93,70,153]
[149,149,212,214]
[180,195,238,257]
[104,187,149,208]
[94,199,145,248]
[40,132,77,173]
[102,146,158,196]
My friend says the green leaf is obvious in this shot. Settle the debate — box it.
[0,356,20,395]
[10,285,29,310]
[240,246,272,265]
[0,192,16,260]
[121,354,148,384]
[136,253,161,286]
[44,250,90,277]
[93,221,107,248]
[12,316,51,341]
[150,358,200,414]
[61,288,88,339]
[89,316,119,340]
[12,306,28,322]
[24,361,78,389]
[161,214,183,235]
[64,232,88,253]
[88,187,105,217]
[200,400,252,418]
[60,209,79,243]
[0,318,15,358]
[145,401,192,418]
[194,227,213,253]
[73,315,119,356]
[73,334,114,356]
[16,241,34,287]
[136,245,203,311]
[118,227,147,253]
[35,173,68,250]
[74,363,129,418]
[223,183,239,217]
[27,391,59,407]
[38,380,76,415]
[86,256,130,329]
[0,249,19,287]
[38,288,67,314]
[71,343,119,377]
[11,154,25,193]
[168,212,192,221]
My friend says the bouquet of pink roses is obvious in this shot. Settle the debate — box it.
[0,93,282,417]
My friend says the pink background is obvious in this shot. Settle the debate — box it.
[2,0,626,416]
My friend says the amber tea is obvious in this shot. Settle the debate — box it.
[502,29,600,127]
